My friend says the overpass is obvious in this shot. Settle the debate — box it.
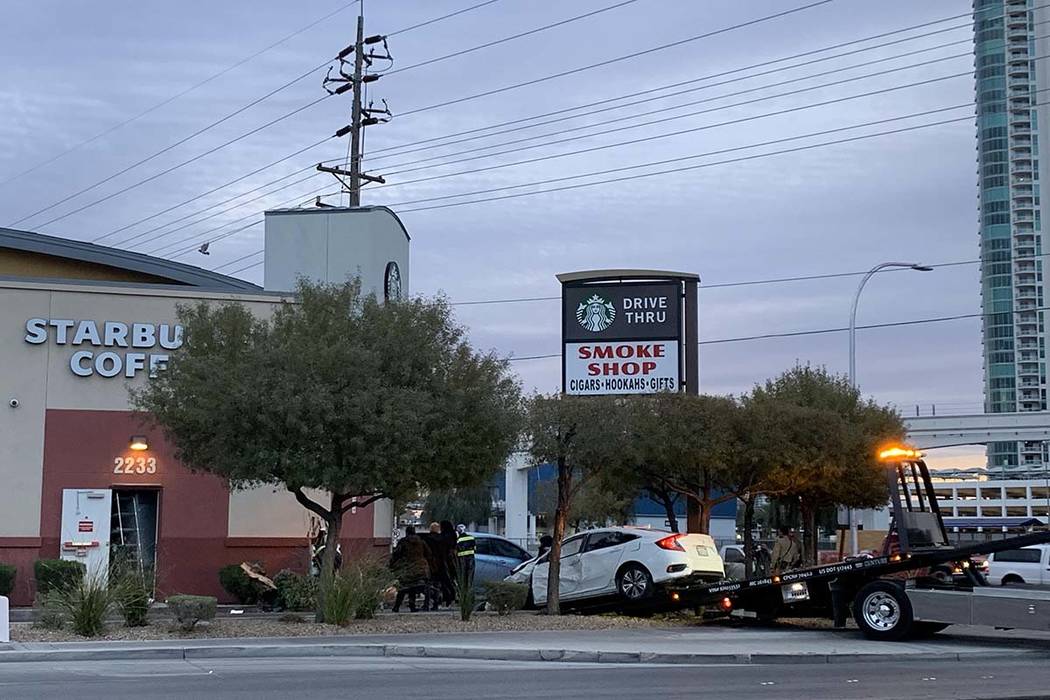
[905,411,1050,449]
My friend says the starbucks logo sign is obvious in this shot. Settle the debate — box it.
[576,294,615,332]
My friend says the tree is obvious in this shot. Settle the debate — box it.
[525,394,629,614]
[422,484,493,527]
[754,364,904,565]
[629,393,738,535]
[533,477,634,532]
[131,279,523,617]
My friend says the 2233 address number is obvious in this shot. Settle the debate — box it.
[113,457,157,475]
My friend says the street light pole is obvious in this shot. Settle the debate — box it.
[847,261,932,556]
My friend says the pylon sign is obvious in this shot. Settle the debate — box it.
[559,270,698,395]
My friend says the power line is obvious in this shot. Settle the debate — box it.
[394,0,839,119]
[12,77,333,229]
[131,53,978,257]
[93,137,330,244]
[93,4,971,249]
[504,306,1045,362]
[111,166,320,250]
[367,70,978,195]
[377,50,976,178]
[9,0,521,230]
[384,0,641,77]
[0,0,360,189]
[215,104,980,276]
[367,0,1045,158]
[368,23,976,166]
[27,95,330,231]
[386,0,506,37]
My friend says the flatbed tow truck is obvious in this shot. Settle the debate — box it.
[668,446,1050,640]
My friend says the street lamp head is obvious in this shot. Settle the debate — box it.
[911,264,933,272]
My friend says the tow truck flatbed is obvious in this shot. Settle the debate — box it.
[666,451,1050,640]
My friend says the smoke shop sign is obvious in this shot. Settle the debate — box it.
[562,282,682,395]
[24,318,183,378]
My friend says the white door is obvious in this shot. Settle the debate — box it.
[60,489,112,581]
[532,535,586,603]
[578,532,632,596]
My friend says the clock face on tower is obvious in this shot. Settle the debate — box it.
[384,261,402,302]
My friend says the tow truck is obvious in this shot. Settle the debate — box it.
[669,445,1050,640]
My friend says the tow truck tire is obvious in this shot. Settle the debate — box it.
[852,580,914,641]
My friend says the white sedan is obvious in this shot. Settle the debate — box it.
[528,527,724,607]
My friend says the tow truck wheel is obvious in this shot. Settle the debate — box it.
[852,580,914,641]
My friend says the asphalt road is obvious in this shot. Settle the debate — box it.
[2,656,1049,699]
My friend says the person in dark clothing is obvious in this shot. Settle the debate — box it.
[437,520,458,605]
[390,525,431,612]
[419,525,446,610]
[537,535,553,559]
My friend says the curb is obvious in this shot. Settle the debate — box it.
[0,643,1043,665]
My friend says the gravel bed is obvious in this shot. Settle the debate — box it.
[11,610,690,643]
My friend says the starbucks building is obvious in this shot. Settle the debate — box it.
[0,207,409,605]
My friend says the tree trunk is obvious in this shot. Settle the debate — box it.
[547,460,572,616]
[315,493,345,622]
[686,498,702,533]
[658,491,679,533]
[800,500,818,566]
[743,496,756,579]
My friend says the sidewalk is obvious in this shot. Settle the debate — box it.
[2,625,1046,665]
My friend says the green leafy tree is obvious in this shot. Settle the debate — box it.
[422,484,493,527]
[525,393,629,614]
[131,279,523,618]
[754,364,904,565]
[628,392,738,535]
[533,477,635,531]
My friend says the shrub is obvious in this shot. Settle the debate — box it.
[34,559,85,596]
[481,581,528,616]
[33,599,66,630]
[218,564,259,604]
[0,564,15,597]
[111,563,153,628]
[322,555,395,625]
[274,570,317,611]
[49,569,112,637]
[167,594,217,632]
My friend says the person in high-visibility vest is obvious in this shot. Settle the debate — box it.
[455,524,476,591]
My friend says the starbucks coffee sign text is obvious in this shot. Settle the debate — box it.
[24,318,183,378]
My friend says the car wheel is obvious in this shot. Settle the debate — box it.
[617,564,653,602]
[1002,574,1025,586]
[852,580,914,641]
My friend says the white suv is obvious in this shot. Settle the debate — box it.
[530,527,724,607]
[987,544,1050,586]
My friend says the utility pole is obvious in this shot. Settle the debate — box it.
[319,8,392,207]
[347,14,366,207]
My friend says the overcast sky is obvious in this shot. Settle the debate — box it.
[0,0,984,466]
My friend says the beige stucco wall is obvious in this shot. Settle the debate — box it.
[0,280,297,538]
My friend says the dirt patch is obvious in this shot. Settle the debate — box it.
[11,610,692,643]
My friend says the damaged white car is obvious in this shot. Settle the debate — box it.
[522,527,724,609]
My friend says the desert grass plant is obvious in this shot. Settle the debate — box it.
[322,554,396,626]
[167,595,217,632]
[110,558,154,627]
[49,568,112,637]
[456,563,476,622]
